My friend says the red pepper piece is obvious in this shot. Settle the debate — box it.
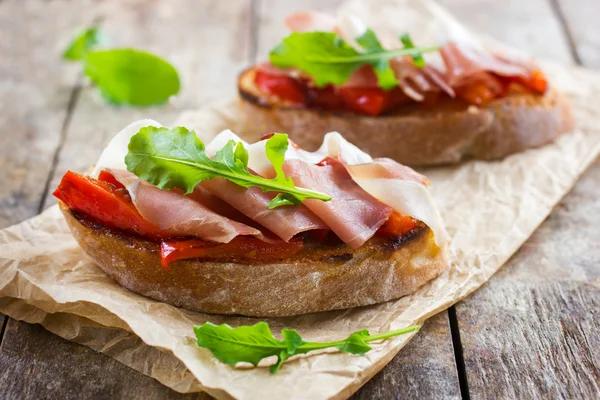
[98,169,126,189]
[160,236,304,269]
[455,81,499,105]
[255,70,305,104]
[524,70,548,94]
[377,211,418,237]
[338,87,389,116]
[306,84,345,111]
[53,170,168,241]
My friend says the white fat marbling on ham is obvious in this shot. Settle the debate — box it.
[283,159,392,249]
[92,119,163,177]
[108,169,265,243]
[201,178,327,242]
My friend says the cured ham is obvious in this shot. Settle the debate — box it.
[312,132,449,246]
[440,41,532,86]
[282,158,392,249]
[201,178,327,242]
[108,169,266,243]
[93,124,449,249]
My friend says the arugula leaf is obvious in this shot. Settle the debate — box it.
[125,126,331,208]
[399,33,425,68]
[356,29,398,89]
[63,26,180,106]
[194,322,419,373]
[269,31,439,90]
[63,27,102,61]
[84,49,180,106]
[270,32,360,87]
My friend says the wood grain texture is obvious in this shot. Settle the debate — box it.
[0,0,84,386]
[454,160,600,399]
[555,0,600,67]
[352,313,460,400]
[440,0,600,398]
[0,0,81,228]
[0,319,207,400]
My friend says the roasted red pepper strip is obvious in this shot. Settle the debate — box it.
[160,237,304,269]
[255,70,305,104]
[98,169,126,189]
[521,70,548,94]
[53,170,169,241]
[376,211,418,237]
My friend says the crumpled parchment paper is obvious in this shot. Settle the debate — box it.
[1,0,599,399]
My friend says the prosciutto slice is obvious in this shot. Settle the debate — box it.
[440,41,533,86]
[283,159,392,249]
[314,133,449,246]
[108,170,265,243]
[201,178,327,242]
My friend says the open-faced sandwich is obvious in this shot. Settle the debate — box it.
[53,120,449,317]
[238,11,573,166]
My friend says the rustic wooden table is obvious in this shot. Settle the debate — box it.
[0,0,598,398]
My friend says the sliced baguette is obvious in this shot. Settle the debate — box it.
[61,202,447,318]
[238,67,574,166]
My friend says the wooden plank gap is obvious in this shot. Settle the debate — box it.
[249,0,262,64]
[0,316,8,348]
[37,77,83,214]
[448,306,470,400]
[548,0,583,65]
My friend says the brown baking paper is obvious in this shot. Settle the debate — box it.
[1,0,599,398]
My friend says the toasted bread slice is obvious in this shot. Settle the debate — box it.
[238,67,574,166]
[60,202,447,317]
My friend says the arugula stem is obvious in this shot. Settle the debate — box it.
[364,325,420,342]
[130,153,331,201]
[305,46,441,64]
[298,325,420,351]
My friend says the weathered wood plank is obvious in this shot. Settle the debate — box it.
[0,319,206,400]
[555,0,600,67]
[0,0,84,349]
[0,0,81,228]
[454,160,600,398]
[352,313,460,400]
[439,0,600,397]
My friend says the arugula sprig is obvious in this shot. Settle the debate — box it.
[125,126,331,209]
[63,27,180,106]
[194,322,419,373]
[269,30,439,90]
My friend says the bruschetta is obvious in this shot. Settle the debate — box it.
[238,12,573,165]
[54,120,449,317]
